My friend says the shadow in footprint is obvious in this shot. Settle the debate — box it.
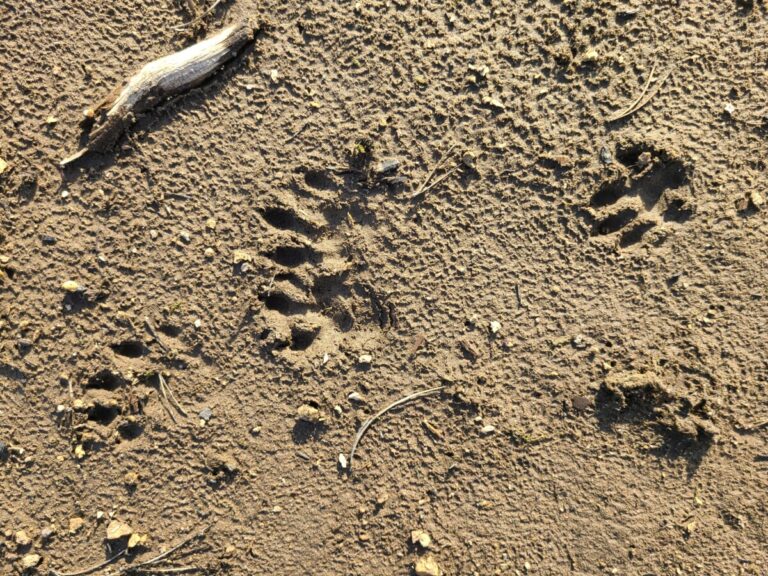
[292,421,327,444]
[594,383,714,478]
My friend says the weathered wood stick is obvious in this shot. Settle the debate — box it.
[61,20,256,167]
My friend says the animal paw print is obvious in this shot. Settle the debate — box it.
[58,362,151,459]
[256,196,356,354]
[590,144,693,247]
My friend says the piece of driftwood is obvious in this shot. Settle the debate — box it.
[61,20,255,167]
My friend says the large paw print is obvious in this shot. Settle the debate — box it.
[590,144,694,247]
[256,196,356,354]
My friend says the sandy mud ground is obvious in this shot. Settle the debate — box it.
[1,1,768,574]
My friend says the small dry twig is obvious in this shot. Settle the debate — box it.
[736,418,768,432]
[50,525,210,576]
[132,568,201,574]
[412,145,457,199]
[347,385,445,471]
[144,317,169,352]
[118,526,211,574]
[605,62,657,122]
[606,56,699,123]
[50,550,126,576]
[419,165,459,197]
[172,0,224,32]
[159,373,189,417]
[157,374,178,424]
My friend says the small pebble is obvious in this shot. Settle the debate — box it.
[582,47,599,62]
[232,249,253,264]
[348,392,364,403]
[199,407,213,422]
[149,229,158,240]
[106,519,133,541]
[15,530,31,547]
[334,405,343,416]
[637,151,653,167]
[179,230,191,243]
[68,517,84,534]
[22,554,41,570]
[572,395,592,411]
[572,334,587,349]
[724,102,736,116]
[358,354,373,365]
[411,529,432,548]
[489,321,501,334]
[40,234,57,245]
[204,247,215,259]
[480,424,496,435]
[338,453,348,469]
[297,404,323,423]
[374,157,400,175]
[193,318,202,329]
[414,554,441,576]
[61,280,81,293]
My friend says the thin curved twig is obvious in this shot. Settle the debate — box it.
[159,373,189,417]
[412,145,457,199]
[131,566,201,574]
[348,386,445,472]
[49,550,126,576]
[172,0,224,32]
[118,525,212,573]
[606,61,657,122]
[606,55,700,123]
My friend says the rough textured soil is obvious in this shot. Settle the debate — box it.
[2,1,768,575]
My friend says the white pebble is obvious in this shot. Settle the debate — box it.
[490,321,502,334]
